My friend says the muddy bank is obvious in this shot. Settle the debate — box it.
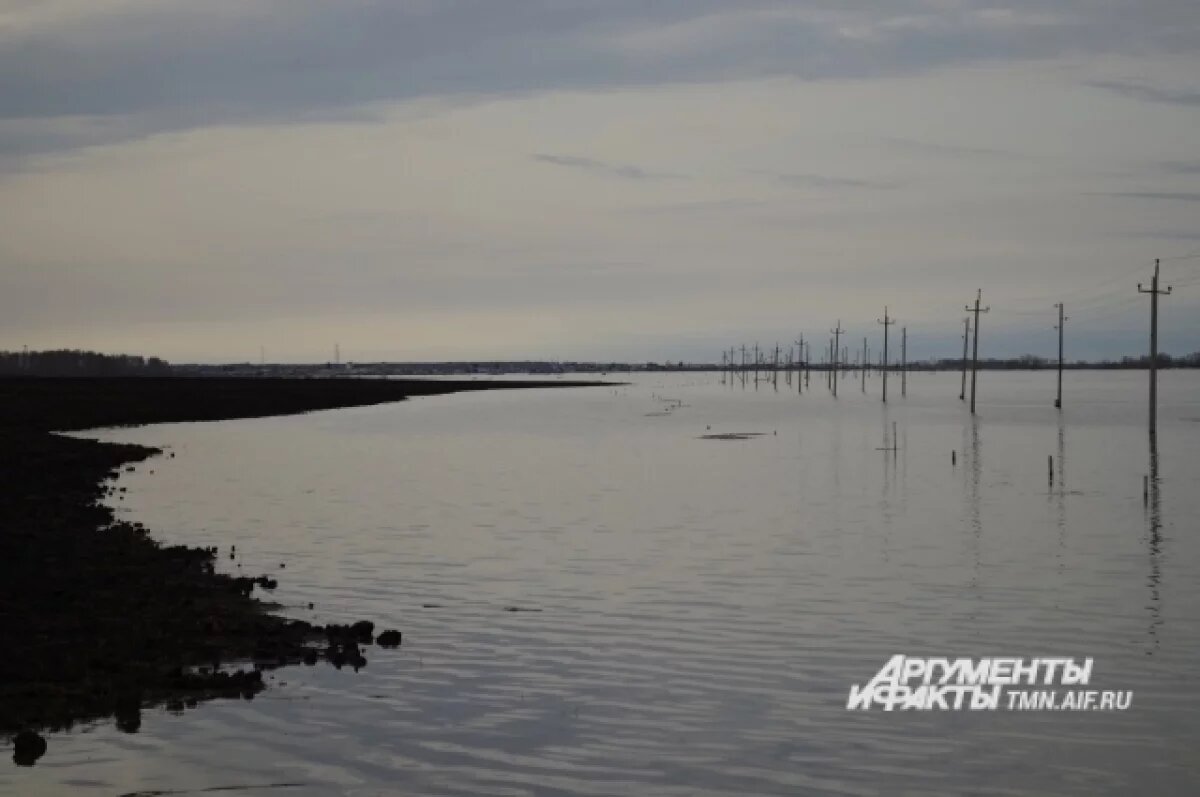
[0,377,606,761]
[0,376,607,433]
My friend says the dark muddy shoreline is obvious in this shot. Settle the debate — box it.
[0,377,607,763]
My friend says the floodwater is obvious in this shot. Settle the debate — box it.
[8,370,1200,796]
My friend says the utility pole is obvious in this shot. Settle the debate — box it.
[1054,303,1068,409]
[740,344,747,387]
[774,342,780,388]
[901,327,907,397]
[753,343,759,384]
[830,321,844,397]
[796,336,804,394]
[829,338,835,392]
[1138,259,1172,437]
[959,317,970,401]
[877,307,895,403]
[861,337,867,393]
[965,290,989,415]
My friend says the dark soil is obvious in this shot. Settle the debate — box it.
[0,376,606,761]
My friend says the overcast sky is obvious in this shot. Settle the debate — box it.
[2,1,1198,363]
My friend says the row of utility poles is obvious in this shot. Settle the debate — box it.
[720,259,1174,436]
[722,307,911,403]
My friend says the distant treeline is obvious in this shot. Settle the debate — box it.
[0,349,171,376]
[922,352,1200,371]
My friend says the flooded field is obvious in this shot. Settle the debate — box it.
[9,370,1200,796]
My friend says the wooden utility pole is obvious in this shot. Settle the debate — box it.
[877,307,895,403]
[804,342,811,388]
[1138,259,1172,437]
[825,338,832,391]
[830,321,844,397]
[796,335,804,394]
[901,327,907,397]
[959,317,970,401]
[1054,303,1067,409]
[773,342,780,388]
[861,337,867,393]
[965,290,989,415]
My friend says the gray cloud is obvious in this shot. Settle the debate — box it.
[1161,161,1200,175]
[1122,229,1200,241]
[533,154,685,181]
[2,1,1199,161]
[1098,191,1200,202]
[766,172,900,190]
[1086,79,1200,106]
[883,137,1032,160]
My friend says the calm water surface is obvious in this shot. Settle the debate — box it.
[8,370,1200,796]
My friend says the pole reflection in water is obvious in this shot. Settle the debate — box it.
[1055,415,1067,577]
[1146,436,1163,655]
[967,416,983,606]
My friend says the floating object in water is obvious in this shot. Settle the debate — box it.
[377,629,402,647]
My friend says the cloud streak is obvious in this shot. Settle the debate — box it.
[1087,79,1200,107]
[1098,191,1200,202]
[765,171,900,190]
[532,154,685,181]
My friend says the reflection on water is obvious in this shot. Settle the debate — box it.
[7,371,1200,796]
[1146,436,1163,655]
[1054,415,1067,577]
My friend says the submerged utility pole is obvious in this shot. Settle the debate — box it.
[861,337,868,393]
[877,307,895,403]
[959,317,970,401]
[796,335,804,394]
[830,321,844,397]
[901,327,907,397]
[965,290,989,415]
[1138,259,1172,438]
[824,338,831,391]
[1054,303,1067,409]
